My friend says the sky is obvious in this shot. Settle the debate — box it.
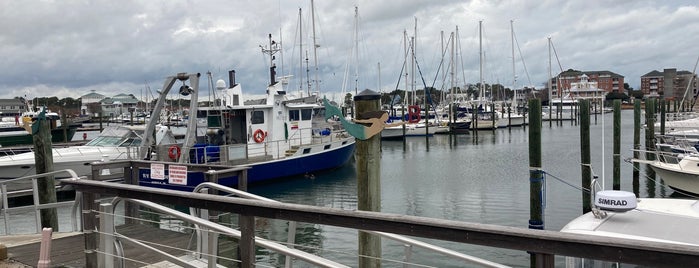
[0,0,697,103]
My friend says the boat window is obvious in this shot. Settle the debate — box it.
[119,138,141,147]
[251,111,264,124]
[289,110,300,121]
[301,109,312,120]
[324,145,331,150]
[85,136,124,146]
[303,148,311,154]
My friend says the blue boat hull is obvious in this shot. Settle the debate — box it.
[138,142,355,191]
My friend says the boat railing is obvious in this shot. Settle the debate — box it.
[178,127,351,165]
[0,169,83,235]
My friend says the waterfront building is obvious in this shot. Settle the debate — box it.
[0,99,27,117]
[79,90,107,116]
[550,69,624,99]
[640,68,698,100]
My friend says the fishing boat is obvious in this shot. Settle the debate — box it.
[561,185,699,267]
[0,107,78,147]
[136,38,354,190]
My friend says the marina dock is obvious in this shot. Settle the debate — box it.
[2,224,192,267]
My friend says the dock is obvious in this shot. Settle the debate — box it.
[2,224,193,267]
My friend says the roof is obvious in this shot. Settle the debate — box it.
[558,69,625,78]
[81,92,106,99]
[0,99,24,106]
[642,70,664,77]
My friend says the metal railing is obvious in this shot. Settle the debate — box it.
[0,169,82,235]
[62,178,699,268]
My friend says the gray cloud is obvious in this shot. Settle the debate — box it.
[0,0,696,102]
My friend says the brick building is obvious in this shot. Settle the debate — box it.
[640,68,697,100]
[550,69,624,98]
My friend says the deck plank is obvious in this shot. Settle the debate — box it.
[6,223,195,267]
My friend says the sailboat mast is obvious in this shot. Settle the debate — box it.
[354,6,359,95]
[548,37,552,104]
[479,20,484,102]
[311,0,320,95]
[511,20,517,108]
[298,8,303,95]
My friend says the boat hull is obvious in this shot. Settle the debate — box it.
[648,162,699,194]
[0,127,78,147]
[138,141,356,191]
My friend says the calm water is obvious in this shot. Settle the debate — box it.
[5,111,679,267]
[247,110,677,267]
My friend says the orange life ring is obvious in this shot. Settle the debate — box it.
[168,145,181,160]
[253,129,266,143]
[408,105,421,123]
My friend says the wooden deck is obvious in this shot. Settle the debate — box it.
[6,223,194,267]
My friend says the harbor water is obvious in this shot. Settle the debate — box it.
[5,110,680,267]
[247,109,676,267]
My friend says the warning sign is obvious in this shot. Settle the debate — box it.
[150,163,165,180]
[168,165,188,185]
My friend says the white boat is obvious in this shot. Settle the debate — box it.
[135,36,354,188]
[633,154,699,194]
[561,189,699,267]
[381,121,438,139]
[0,125,175,178]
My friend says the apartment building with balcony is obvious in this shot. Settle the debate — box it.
[550,69,624,98]
[641,68,697,100]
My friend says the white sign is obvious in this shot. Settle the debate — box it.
[150,163,165,180]
[168,165,188,185]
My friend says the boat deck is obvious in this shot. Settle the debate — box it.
[3,223,193,267]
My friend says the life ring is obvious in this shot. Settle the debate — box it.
[253,129,266,143]
[168,145,181,160]
[408,105,421,123]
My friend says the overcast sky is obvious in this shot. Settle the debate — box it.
[1,0,697,103]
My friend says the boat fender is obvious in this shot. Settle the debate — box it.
[408,105,421,123]
[168,145,181,160]
[594,190,637,212]
[253,129,266,143]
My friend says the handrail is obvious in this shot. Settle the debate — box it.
[108,197,349,268]
[0,169,83,235]
[62,178,699,267]
[191,182,506,268]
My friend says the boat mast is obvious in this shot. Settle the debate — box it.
[353,6,359,95]
[547,37,552,116]
[298,8,303,96]
[511,20,517,110]
[479,20,484,103]
[311,0,320,95]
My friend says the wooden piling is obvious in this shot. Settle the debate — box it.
[613,100,621,190]
[32,111,59,230]
[61,109,68,143]
[633,99,641,195]
[491,103,496,130]
[660,98,666,135]
[645,98,656,161]
[528,99,552,267]
[579,100,591,214]
[354,90,382,268]
[528,99,543,231]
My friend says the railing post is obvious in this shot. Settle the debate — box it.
[99,203,115,268]
[206,171,220,268]
[124,162,139,224]
[82,191,98,267]
[239,214,255,267]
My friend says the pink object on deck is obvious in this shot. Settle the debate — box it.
[37,227,53,268]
